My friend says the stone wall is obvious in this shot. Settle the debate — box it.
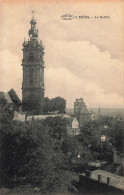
[79,173,124,194]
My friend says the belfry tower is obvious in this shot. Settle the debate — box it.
[22,12,45,114]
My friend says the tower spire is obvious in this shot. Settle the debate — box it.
[32,10,34,20]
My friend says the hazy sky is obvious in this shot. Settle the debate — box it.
[0,0,124,108]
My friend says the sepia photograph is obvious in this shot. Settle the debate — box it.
[0,0,124,194]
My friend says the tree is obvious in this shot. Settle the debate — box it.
[93,115,124,154]
[78,120,113,162]
[43,96,66,114]
[8,89,21,109]
[1,118,72,193]
[43,116,67,141]
[42,97,51,114]
[106,118,124,153]
[0,101,14,123]
[22,94,42,114]
[53,97,66,113]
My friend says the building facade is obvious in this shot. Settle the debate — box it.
[66,117,80,137]
[22,14,45,114]
[74,98,91,127]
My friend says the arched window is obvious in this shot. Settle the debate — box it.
[29,53,34,61]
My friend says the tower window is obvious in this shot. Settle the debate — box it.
[29,53,34,61]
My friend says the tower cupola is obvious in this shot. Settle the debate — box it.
[28,11,38,39]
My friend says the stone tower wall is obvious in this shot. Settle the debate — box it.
[22,16,44,114]
[74,98,91,127]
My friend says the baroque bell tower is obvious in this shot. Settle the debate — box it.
[22,12,45,114]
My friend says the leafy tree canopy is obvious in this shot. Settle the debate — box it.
[8,89,21,107]
[1,116,72,193]
[43,96,66,114]
[78,120,113,162]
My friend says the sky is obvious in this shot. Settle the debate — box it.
[0,0,124,108]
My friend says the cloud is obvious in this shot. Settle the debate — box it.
[0,2,123,108]
[45,39,124,97]
[0,50,22,97]
[0,2,123,61]
[0,43,123,108]
[45,67,124,108]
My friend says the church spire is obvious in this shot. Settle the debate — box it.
[98,106,101,116]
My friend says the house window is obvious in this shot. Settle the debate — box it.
[29,53,34,61]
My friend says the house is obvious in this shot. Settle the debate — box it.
[13,111,26,122]
[66,117,80,136]
[101,135,106,142]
